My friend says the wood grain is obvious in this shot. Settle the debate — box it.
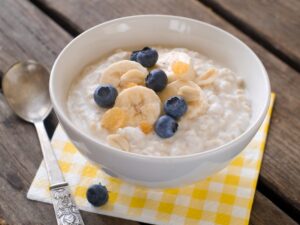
[0,0,298,224]
[204,0,300,70]
[0,218,9,225]
[36,0,300,214]
[250,192,298,225]
[0,1,138,224]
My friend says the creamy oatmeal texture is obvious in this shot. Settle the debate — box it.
[67,47,251,156]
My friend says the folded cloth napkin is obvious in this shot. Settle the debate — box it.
[27,94,275,225]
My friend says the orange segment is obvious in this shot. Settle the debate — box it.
[139,121,153,134]
[172,61,189,75]
[101,107,127,132]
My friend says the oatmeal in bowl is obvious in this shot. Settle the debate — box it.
[67,47,251,156]
[50,15,270,187]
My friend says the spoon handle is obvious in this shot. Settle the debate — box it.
[50,184,85,225]
[34,121,85,225]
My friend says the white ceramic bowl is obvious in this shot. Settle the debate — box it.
[50,15,270,188]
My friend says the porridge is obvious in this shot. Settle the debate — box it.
[67,47,251,156]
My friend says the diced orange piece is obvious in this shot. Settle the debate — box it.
[101,107,127,132]
[172,61,189,75]
[139,121,153,134]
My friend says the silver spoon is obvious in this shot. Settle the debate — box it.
[2,60,84,225]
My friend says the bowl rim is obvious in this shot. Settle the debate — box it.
[50,14,271,160]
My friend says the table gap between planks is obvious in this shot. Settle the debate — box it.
[0,0,298,225]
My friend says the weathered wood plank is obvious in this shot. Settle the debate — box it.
[0,1,138,224]
[203,0,300,70]
[250,192,298,225]
[36,0,300,215]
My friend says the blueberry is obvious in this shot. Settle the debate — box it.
[164,96,188,120]
[136,47,158,68]
[130,47,149,62]
[130,50,139,61]
[94,84,118,108]
[86,183,109,207]
[154,115,178,138]
[145,69,168,92]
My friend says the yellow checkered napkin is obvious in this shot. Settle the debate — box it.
[27,94,275,225]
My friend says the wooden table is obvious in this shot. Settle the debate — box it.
[0,1,299,224]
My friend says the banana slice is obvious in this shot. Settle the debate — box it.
[167,74,177,83]
[107,133,129,151]
[159,80,199,103]
[99,60,148,90]
[115,86,161,126]
[196,68,218,86]
[170,52,196,81]
[184,98,208,119]
[178,86,200,102]
[119,69,146,87]
[159,80,208,119]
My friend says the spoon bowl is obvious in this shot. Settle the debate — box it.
[2,60,52,122]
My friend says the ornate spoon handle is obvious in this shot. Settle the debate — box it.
[50,184,85,225]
